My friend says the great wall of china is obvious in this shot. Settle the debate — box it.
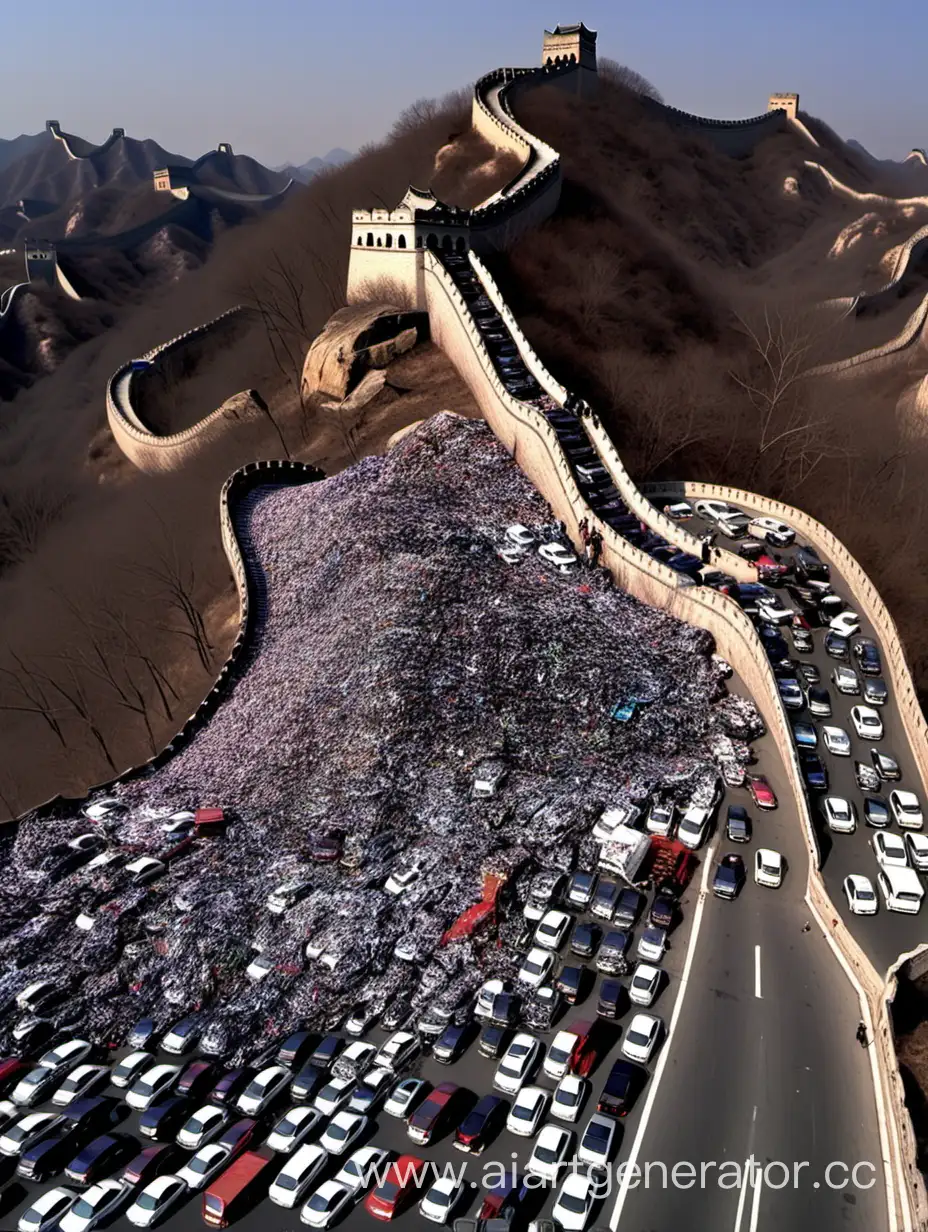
[24,25,928,1226]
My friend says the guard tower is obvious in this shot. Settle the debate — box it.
[217,143,233,155]
[768,93,799,120]
[542,22,597,70]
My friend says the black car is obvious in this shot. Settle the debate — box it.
[726,805,752,843]
[477,1024,509,1059]
[566,871,598,910]
[570,922,601,959]
[824,631,849,661]
[649,893,676,929]
[801,752,828,791]
[488,993,518,1029]
[276,1030,317,1071]
[596,979,623,1019]
[249,1033,291,1070]
[380,998,413,1032]
[121,1144,179,1189]
[613,889,644,929]
[555,965,585,1003]
[139,1096,191,1141]
[433,1022,474,1065]
[454,1094,506,1155]
[864,796,890,828]
[126,1019,158,1051]
[796,662,820,685]
[8,1017,57,1057]
[794,545,830,582]
[591,881,621,920]
[210,1067,254,1106]
[863,677,888,706]
[309,1035,343,1070]
[807,686,832,718]
[597,1059,647,1117]
[290,1063,329,1103]
[762,632,789,664]
[65,1098,121,1138]
[854,639,883,677]
[64,1133,135,1186]
[712,854,745,900]
[18,1130,86,1182]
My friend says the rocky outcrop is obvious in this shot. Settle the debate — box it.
[300,304,424,401]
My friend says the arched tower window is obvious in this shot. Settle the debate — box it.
[367,232,374,246]
[376,236,382,247]
[385,234,393,248]
[441,235,452,252]
[415,236,422,248]
[398,235,407,249]
[427,234,438,249]
[456,237,466,253]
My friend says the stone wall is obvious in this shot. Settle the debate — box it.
[638,96,788,158]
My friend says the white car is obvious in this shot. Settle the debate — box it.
[621,1014,662,1064]
[18,1186,77,1232]
[878,867,924,915]
[383,1077,427,1119]
[506,524,536,548]
[872,832,908,869]
[332,1042,376,1081]
[318,1110,367,1156]
[124,857,165,886]
[695,498,743,528]
[494,1034,541,1094]
[300,1180,353,1228]
[665,501,693,520]
[266,1105,322,1154]
[161,810,196,834]
[534,910,572,951]
[13,1067,63,1107]
[832,666,860,695]
[126,1064,181,1111]
[373,1030,419,1072]
[269,1143,329,1208]
[822,726,851,757]
[749,516,795,547]
[176,1103,228,1150]
[111,1051,153,1089]
[125,1175,187,1228]
[245,953,275,983]
[527,1123,574,1183]
[759,598,795,626]
[577,1111,618,1167]
[538,542,577,570]
[333,1146,391,1196]
[313,1076,356,1117]
[38,1039,92,1076]
[497,544,523,565]
[476,979,506,1018]
[59,1179,130,1232]
[518,947,556,988]
[551,1073,589,1123]
[175,1144,231,1191]
[348,1067,393,1114]
[81,797,126,822]
[344,1005,378,1037]
[593,805,641,843]
[830,610,861,637]
[676,805,711,851]
[822,796,856,834]
[544,1027,583,1081]
[237,1065,291,1115]
[891,790,924,830]
[420,1175,465,1224]
[0,1112,64,1157]
[384,864,423,897]
[843,875,878,916]
[646,802,675,837]
[754,848,784,888]
[52,1064,109,1108]
[628,962,661,1006]
[636,926,668,964]
[552,1172,597,1231]
[506,1085,548,1136]
[906,834,928,872]
[851,706,883,741]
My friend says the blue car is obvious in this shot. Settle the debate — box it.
[792,721,818,750]
[800,752,828,791]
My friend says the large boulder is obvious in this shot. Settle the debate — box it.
[301,305,424,401]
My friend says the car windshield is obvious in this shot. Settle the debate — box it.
[277,1174,297,1190]
[626,1029,649,1046]
[137,1193,159,1211]
[762,862,779,875]
[556,1087,579,1105]
[633,974,651,989]
[308,1193,334,1212]
[587,1123,609,1144]
[900,892,922,903]
[376,1182,400,1202]
[190,1155,212,1175]
[857,888,875,901]
[71,1198,96,1219]
[536,1144,560,1163]
[329,1123,349,1141]
[561,1193,588,1213]
[513,1102,535,1119]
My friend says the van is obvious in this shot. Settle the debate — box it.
[878,867,924,915]
[203,1149,275,1227]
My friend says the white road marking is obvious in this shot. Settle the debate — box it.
[749,1166,763,1232]
[755,945,762,999]
[608,839,718,1229]
[733,1160,751,1232]
[733,1108,759,1232]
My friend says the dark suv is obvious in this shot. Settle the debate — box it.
[65,1133,136,1186]
[454,1094,506,1155]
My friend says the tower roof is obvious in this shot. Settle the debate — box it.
[544,22,597,38]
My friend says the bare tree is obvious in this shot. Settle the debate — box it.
[598,58,664,103]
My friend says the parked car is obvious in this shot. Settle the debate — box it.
[748,776,777,810]
[843,875,878,916]
[712,854,745,900]
[454,1094,506,1155]
[113,1054,154,1089]
[494,1035,541,1095]
[726,806,752,843]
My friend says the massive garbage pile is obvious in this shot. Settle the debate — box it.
[0,413,762,1059]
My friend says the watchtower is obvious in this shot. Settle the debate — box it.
[217,143,233,155]
[153,168,172,192]
[542,23,597,71]
[768,93,799,120]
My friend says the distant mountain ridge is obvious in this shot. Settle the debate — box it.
[273,147,354,183]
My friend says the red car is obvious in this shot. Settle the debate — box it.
[176,1060,219,1101]
[755,553,789,582]
[363,1154,426,1220]
[0,1058,28,1094]
[407,1082,460,1146]
[120,1144,178,1188]
[748,775,777,810]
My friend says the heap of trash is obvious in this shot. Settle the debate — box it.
[0,413,762,1056]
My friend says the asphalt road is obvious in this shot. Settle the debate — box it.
[648,491,928,978]
[610,699,888,1231]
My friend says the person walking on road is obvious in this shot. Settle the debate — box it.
[589,529,603,567]
[856,1020,869,1048]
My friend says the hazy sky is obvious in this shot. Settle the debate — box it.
[4,0,926,164]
